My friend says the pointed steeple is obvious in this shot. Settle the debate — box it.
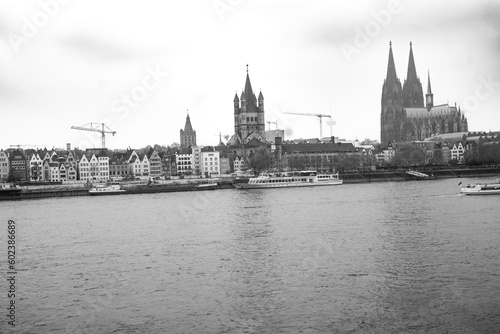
[233,92,239,102]
[183,112,194,133]
[402,41,424,107]
[426,70,432,94]
[244,73,257,104]
[425,70,434,111]
[180,111,196,148]
[385,41,398,83]
[406,41,418,81]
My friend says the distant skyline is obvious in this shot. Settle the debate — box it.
[1,0,499,150]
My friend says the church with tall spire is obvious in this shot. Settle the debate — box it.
[381,42,468,146]
[180,112,196,148]
[227,65,266,146]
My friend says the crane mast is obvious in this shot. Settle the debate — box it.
[283,112,331,138]
[71,123,116,148]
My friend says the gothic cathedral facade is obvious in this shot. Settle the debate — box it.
[381,42,468,147]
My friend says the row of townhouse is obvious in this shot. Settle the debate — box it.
[170,146,232,177]
[0,148,110,183]
[109,148,163,180]
[1,145,238,183]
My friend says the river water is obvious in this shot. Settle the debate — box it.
[1,178,499,333]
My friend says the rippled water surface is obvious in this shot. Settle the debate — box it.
[1,178,499,333]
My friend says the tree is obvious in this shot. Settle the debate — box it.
[248,146,271,174]
[408,147,425,165]
[7,168,21,184]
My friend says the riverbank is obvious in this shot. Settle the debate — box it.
[1,167,498,200]
[341,167,500,183]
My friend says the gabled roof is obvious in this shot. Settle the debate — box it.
[227,133,242,146]
[246,137,266,147]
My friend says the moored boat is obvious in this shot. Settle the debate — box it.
[196,183,218,190]
[234,170,343,189]
[460,181,500,196]
[89,184,126,195]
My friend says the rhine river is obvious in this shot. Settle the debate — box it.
[1,178,499,333]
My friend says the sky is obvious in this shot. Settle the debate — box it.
[0,0,499,150]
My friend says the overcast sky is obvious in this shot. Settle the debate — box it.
[1,0,499,150]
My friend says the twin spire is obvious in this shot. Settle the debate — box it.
[386,41,433,109]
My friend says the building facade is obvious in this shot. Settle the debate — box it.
[0,150,10,181]
[381,42,468,146]
[201,149,220,176]
[176,149,193,175]
[9,150,28,182]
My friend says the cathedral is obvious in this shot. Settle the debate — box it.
[381,42,468,147]
[227,66,266,146]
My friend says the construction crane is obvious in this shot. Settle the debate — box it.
[283,112,331,138]
[213,132,230,144]
[71,123,116,148]
[266,121,278,131]
[10,144,46,150]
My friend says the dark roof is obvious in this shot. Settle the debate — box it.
[282,142,356,154]
[182,114,195,134]
[201,146,215,152]
[146,147,156,158]
[246,137,266,147]
[179,147,191,155]
[242,73,258,113]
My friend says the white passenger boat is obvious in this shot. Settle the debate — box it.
[460,181,500,196]
[234,171,343,189]
[89,184,126,195]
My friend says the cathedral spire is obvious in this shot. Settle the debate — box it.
[426,70,432,94]
[402,41,424,107]
[385,41,398,82]
[406,41,418,81]
[425,70,434,111]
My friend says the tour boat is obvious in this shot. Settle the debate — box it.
[89,184,126,195]
[234,171,343,189]
[460,181,500,196]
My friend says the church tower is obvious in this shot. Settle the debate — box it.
[233,66,265,142]
[402,42,424,108]
[381,42,405,145]
[180,112,196,148]
[425,71,434,111]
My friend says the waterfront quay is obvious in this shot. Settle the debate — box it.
[2,166,499,201]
